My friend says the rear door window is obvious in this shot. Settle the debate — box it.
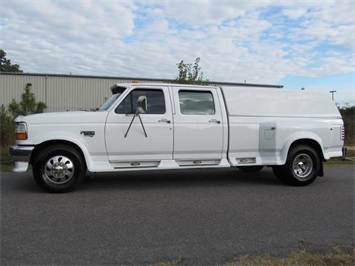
[178,90,215,115]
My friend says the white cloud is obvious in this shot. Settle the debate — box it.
[2,0,136,42]
[0,0,353,102]
[281,8,307,19]
[162,1,247,25]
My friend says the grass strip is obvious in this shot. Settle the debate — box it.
[151,245,355,266]
[227,245,355,266]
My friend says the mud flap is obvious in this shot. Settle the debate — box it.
[318,161,324,177]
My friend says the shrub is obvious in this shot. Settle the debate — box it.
[0,105,15,147]
[339,106,355,145]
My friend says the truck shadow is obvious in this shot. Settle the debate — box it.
[8,168,283,193]
[81,167,283,191]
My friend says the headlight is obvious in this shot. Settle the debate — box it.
[15,122,28,140]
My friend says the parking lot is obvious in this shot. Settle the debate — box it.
[1,166,354,265]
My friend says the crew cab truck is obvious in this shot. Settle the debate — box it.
[10,83,344,192]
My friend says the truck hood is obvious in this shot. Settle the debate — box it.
[15,111,108,124]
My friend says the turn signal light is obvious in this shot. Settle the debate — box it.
[16,132,28,140]
[15,123,28,140]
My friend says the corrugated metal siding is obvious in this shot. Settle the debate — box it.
[0,73,282,112]
[0,75,134,112]
[0,75,46,106]
[46,76,130,112]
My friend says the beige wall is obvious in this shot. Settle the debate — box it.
[0,73,282,112]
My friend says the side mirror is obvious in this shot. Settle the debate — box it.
[125,96,148,138]
[136,96,147,114]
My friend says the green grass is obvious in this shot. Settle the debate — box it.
[151,246,355,266]
[226,245,355,266]
[325,158,355,166]
[0,146,13,172]
[150,259,181,266]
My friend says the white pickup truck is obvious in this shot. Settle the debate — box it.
[10,83,344,192]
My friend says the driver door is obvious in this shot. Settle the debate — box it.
[104,86,173,168]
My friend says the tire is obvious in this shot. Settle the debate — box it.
[273,145,321,186]
[32,145,86,193]
[237,166,264,173]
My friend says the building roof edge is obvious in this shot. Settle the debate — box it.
[0,72,284,88]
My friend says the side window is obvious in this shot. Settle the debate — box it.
[179,90,215,115]
[115,89,165,114]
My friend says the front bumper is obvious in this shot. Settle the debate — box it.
[9,145,34,172]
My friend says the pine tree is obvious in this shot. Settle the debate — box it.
[8,83,46,118]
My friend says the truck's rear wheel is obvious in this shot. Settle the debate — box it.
[32,145,86,193]
[273,145,321,186]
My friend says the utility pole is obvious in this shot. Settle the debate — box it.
[329,90,336,101]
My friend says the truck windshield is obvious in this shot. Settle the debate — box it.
[99,93,121,111]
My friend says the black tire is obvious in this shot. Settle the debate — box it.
[273,145,321,186]
[237,166,264,173]
[32,145,86,193]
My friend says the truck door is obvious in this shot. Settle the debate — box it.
[105,86,173,168]
[172,87,224,165]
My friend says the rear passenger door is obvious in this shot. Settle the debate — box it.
[172,87,224,165]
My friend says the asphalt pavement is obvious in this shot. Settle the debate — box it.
[1,166,354,265]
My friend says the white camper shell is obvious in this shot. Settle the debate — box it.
[222,86,343,166]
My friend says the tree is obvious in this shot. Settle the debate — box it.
[0,49,23,72]
[1,84,46,146]
[175,57,206,85]
[8,83,46,118]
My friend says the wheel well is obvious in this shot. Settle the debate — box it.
[289,139,325,161]
[30,140,86,166]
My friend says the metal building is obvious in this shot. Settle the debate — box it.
[0,73,283,112]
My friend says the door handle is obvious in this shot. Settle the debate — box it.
[209,119,221,124]
[158,118,171,124]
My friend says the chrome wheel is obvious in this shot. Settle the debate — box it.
[33,145,86,193]
[273,145,320,186]
[44,155,75,184]
[292,153,313,180]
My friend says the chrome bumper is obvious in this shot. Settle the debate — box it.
[9,146,35,172]
[9,145,34,162]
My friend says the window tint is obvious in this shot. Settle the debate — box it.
[179,90,215,115]
[115,89,165,114]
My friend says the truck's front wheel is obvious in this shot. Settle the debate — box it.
[273,145,321,186]
[32,145,86,193]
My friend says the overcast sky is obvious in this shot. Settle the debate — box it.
[1,0,354,105]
